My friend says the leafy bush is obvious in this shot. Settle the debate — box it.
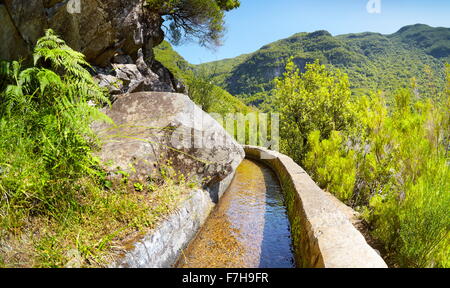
[274,58,356,164]
[185,69,217,112]
[368,159,449,267]
[357,81,449,267]
[305,130,356,202]
[351,77,449,267]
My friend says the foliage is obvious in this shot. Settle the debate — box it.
[147,0,240,47]
[348,81,448,266]
[183,68,248,114]
[274,59,355,163]
[196,53,251,88]
[274,57,449,267]
[390,24,450,63]
[153,40,194,79]
[0,30,111,227]
[368,160,449,268]
[0,176,191,267]
[305,131,356,202]
[184,68,217,112]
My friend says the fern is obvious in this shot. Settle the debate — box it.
[0,29,112,225]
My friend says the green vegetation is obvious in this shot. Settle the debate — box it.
[305,131,356,202]
[184,68,251,114]
[147,0,240,47]
[275,59,449,268]
[196,53,252,88]
[355,88,450,267]
[153,40,194,80]
[275,59,355,163]
[197,24,449,107]
[390,24,450,63]
[0,30,194,267]
[0,29,110,226]
[154,41,251,114]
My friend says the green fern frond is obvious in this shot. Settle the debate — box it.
[36,69,62,94]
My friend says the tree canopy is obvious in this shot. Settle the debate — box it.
[147,0,240,47]
[275,59,355,164]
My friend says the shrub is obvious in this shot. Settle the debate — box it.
[305,130,356,203]
[355,85,449,267]
[369,159,449,267]
[274,59,356,164]
[185,69,217,112]
[298,62,449,267]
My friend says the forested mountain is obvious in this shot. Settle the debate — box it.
[197,24,450,105]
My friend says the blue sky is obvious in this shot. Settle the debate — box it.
[171,0,450,64]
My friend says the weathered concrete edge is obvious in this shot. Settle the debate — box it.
[111,188,213,268]
[110,168,237,268]
[244,146,388,268]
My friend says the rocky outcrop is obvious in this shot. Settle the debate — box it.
[94,53,185,95]
[0,0,184,93]
[92,92,245,201]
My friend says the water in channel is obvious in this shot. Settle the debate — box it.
[176,159,295,268]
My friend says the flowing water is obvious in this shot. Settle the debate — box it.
[176,159,295,268]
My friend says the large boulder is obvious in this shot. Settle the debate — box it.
[0,0,184,93]
[92,92,245,202]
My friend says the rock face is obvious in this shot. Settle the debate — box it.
[0,0,184,93]
[92,92,245,201]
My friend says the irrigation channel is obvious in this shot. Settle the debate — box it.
[176,159,295,268]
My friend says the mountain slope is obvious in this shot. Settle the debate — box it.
[197,24,449,103]
[154,41,251,113]
[389,24,450,63]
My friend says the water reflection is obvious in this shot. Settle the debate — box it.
[177,159,294,268]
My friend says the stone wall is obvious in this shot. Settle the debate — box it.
[244,146,388,268]
[112,188,215,268]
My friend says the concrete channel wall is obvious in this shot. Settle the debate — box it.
[244,146,388,268]
[111,172,236,268]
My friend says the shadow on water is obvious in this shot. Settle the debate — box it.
[257,161,295,268]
